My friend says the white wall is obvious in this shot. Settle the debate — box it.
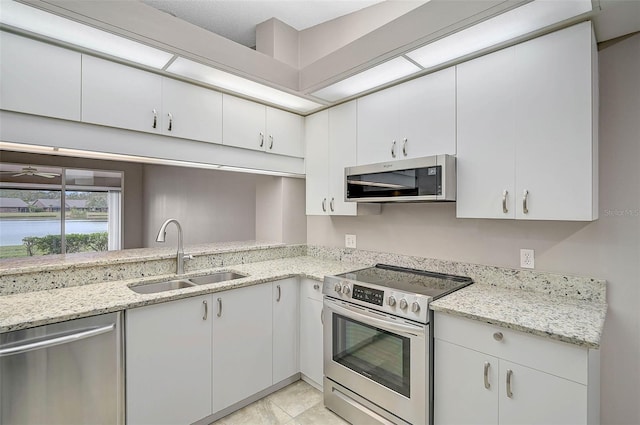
[142,165,259,247]
[307,33,640,425]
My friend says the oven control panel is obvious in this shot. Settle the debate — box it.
[352,285,384,306]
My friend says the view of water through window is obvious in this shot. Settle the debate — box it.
[0,163,123,259]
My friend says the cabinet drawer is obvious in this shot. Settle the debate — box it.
[300,278,323,301]
[434,312,588,384]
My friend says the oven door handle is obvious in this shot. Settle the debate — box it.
[325,300,425,338]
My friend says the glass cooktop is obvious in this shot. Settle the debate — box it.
[337,264,473,299]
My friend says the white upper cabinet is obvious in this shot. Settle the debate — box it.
[457,22,598,221]
[82,55,222,143]
[160,78,222,143]
[305,101,358,216]
[0,32,81,121]
[223,95,304,158]
[82,55,163,134]
[356,67,456,165]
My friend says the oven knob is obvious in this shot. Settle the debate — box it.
[399,299,408,310]
[411,302,421,313]
[388,296,397,307]
[342,285,351,295]
[334,283,342,293]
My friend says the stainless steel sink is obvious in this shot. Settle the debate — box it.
[130,279,196,294]
[188,272,247,285]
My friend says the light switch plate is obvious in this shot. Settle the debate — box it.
[345,234,357,249]
[520,249,535,269]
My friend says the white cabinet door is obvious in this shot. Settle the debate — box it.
[126,295,212,425]
[305,110,330,215]
[356,88,399,165]
[395,67,457,159]
[0,32,81,121]
[213,283,273,412]
[514,22,596,221]
[457,22,596,221]
[328,101,357,216]
[456,47,517,219]
[434,340,498,425]
[266,107,304,158]
[161,78,222,143]
[299,279,324,387]
[82,55,162,134]
[273,278,299,383]
[499,361,587,425]
[222,95,266,151]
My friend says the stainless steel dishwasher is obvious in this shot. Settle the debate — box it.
[0,312,124,424]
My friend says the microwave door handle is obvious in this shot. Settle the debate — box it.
[325,301,425,338]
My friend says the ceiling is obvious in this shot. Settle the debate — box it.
[140,0,384,48]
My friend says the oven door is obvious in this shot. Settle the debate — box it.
[323,297,428,425]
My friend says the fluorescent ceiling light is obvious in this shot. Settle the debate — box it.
[0,0,174,69]
[167,57,323,113]
[0,142,304,178]
[405,0,593,69]
[311,57,421,102]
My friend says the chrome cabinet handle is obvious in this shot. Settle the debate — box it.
[320,308,324,325]
[259,132,265,147]
[484,362,491,389]
[0,324,114,357]
[202,300,208,321]
[269,134,274,149]
[330,198,335,212]
[391,140,397,158]
[402,138,408,156]
[523,190,529,214]
[322,198,327,212]
[493,332,503,341]
[217,297,222,318]
[506,369,514,398]
[502,190,509,214]
[152,109,157,129]
[276,284,281,302]
[167,112,173,131]
[313,283,320,290]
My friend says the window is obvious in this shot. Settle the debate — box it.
[0,163,123,259]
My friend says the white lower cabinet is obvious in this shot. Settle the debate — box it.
[299,278,324,387]
[126,294,212,425]
[434,312,599,425]
[212,283,273,413]
[272,278,300,383]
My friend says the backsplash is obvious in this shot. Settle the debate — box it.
[307,245,606,303]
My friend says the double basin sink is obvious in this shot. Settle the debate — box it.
[130,271,246,294]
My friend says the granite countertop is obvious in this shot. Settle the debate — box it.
[430,284,607,349]
[0,256,367,333]
[0,244,607,350]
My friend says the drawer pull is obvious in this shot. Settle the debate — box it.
[483,362,491,389]
[202,300,208,321]
[313,283,320,290]
[217,297,222,318]
[506,369,514,398]
[493,332,503,341]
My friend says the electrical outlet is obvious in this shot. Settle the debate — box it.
[520,249,535,269]
[345,234,357,249]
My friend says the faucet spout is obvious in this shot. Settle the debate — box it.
[156,218,187,275]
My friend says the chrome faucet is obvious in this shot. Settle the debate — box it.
[156,218,191,275]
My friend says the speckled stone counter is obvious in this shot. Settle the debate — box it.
[0,256,367,333]
[0,244,607,349]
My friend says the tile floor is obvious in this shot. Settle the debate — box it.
[211,380,349,425]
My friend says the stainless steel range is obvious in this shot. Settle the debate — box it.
[323,264,472,425]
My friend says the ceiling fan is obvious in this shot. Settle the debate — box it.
[0,166,61,179]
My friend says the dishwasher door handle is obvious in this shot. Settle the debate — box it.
[0,324,115,357]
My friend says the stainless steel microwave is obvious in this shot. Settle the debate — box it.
[345,154,456,202]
